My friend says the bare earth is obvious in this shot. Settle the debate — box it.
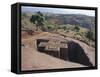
[21,32,95,71]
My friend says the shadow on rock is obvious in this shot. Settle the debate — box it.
[68,41,93,66]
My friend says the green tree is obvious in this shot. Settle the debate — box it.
[30,11,45,31]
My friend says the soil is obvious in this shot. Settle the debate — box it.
[21,31,95,71]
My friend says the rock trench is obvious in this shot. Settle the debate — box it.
[36,39,93,67]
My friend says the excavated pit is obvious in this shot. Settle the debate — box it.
[67,41,93,66]
[36,39,93,66]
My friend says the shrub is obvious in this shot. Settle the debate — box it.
[62,26,67,30]
[86,29,95,41]
[74,25,80,32]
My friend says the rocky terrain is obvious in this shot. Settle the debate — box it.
[21,31,95,71]
[21,11,95,71]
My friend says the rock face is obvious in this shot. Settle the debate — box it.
[65,37,95,66]
[68,41,93,66]
[37,37,93,67]
[37,39,68,60]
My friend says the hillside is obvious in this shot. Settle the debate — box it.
[45,14,95,29]
[21,12,95,71]
[22,12,95,29]
[21,12,95,47]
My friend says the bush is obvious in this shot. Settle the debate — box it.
[86,29,95,41]
[42,25,54,32]
[58,26,67,30]
[74,25,80,32]
[62,26,67,30]
[47,26,52,30]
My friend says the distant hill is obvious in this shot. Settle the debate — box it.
[44,13,95,29]
[22,12,95,29]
